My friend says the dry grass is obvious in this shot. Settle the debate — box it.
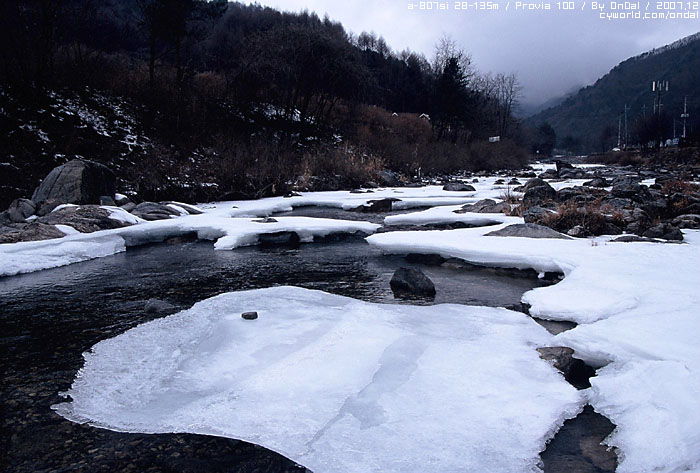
[540,200,624,235]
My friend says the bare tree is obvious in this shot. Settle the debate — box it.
[493,72,522,137]
[432,35,473,81]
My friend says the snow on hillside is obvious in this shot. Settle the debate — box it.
[632,32,700,61]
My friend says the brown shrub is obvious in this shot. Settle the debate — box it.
[540,200,623,236]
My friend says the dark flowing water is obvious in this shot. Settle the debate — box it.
[0,236,557,473]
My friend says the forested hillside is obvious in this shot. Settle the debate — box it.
[0,0,528,208]
[527,32,700,154]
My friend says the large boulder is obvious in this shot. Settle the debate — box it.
[37,205,131,233]
[522,178,549,191]
[523,206,554,224]
[6,198,36,223]
[377,170,400,187]
[523,181,556,208]
[390,267,436,297]
[611,182,652,203]
[642,223,684,241]
[0,222,66,244]
[32,159,116,215]
[672,214,700,229]
[485,223,572,239]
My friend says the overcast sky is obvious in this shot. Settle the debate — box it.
[246,0,698,105]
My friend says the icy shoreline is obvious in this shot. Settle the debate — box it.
[368,226,700,473]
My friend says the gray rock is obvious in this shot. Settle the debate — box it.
[0,222,66,244]
[443,183,476,192]
[163,202,204,215]
[537,346,595,389]
[538,169,558,179]
[100,195,117,206]
[583,177,610,188]
[611,235,663,243]
[354,198,401,212]
[32,159,116,215]
[253,217,278,223]
[131,202,180,221]
[523,182,556,207]
[120,202,137,212]
[566,225,587,238]
[390,267,436,297]
[144,298,176,314]
[453,199,508,214]
[6,198,36,223]
[485,223,572,239]
[611,182,652,202]
[37,205,131,233]
[114,194,132,206]
[241,311,258,320]
[377,170,400,187]
[643,223,683,241]
[555,160,574,174]
[537,347,576,374]
[523,206,554,224]
[522,178,549,191]
[672,214,700,229]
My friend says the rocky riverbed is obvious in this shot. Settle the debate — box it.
[2,158,699,472]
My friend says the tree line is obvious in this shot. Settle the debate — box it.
[1,0,531,199]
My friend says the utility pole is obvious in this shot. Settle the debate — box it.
[681,95,689,139]
[652,80,669,148]
[617,114,622,148]
[624,104,629,149]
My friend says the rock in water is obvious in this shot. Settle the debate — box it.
[485,223,572,239]
[537,346,595,389]
[390,267,436,297]
[144,299,176,314]
[353,198,400,213]
[32,159,116,215]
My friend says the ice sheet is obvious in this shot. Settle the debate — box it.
[53,286,581,473]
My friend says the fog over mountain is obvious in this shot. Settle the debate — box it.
[251,0,698,105]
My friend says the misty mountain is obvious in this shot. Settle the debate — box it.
[526,32,700,153]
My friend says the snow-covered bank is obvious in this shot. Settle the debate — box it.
[368,227,700,473]
[0,184,508,277]
[53,286,581,473]
[384,205,521,227]
[0,216,379,277]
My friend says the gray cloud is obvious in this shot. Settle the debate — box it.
[250,0,699,104]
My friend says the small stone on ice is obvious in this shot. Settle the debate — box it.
[241,311,258,320]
